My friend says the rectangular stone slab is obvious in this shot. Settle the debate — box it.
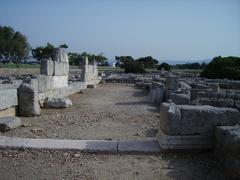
[0,89,18,110]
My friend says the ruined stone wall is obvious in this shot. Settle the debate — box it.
[195,92,240,110]
[157,102,240,150]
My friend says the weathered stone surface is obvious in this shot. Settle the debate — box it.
[166,75,179,91]
[0,88,18,110]
[40,60,54,75]
[169,93,190,105]
[190,89,211,101]
[191,84,210,89]
[52,75,68,88]
[178,81,191,90]
[38,75,54,92]
[18,83,41,116]
[53,48,68,63]
[43,97,72,108]
[160,103,240,136]
[149,82,165,104]
[53,61,69,76]
[197,97,234,108]
[0,116,21,132]
[179,105,239,136]
[215,125,240,179]
[210,83,220,93]
[160,103,181,135]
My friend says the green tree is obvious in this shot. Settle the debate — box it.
[124,61,146,73]
[32,43,55,61]
[94,53,108,65]
[59,44,68,48]
[0,25,30,63]
[68,52,81,65]
[201,56,240,80]
[32,43,69,61]
[135,56,158,68]
[115,56,134,68]
[158,62,171,71]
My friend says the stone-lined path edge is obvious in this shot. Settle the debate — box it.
[0,136,160,154]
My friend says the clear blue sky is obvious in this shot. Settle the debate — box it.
[0,0,240,63]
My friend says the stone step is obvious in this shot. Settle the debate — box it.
[0,136,160,154]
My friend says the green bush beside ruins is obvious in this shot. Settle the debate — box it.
[201,56,240,80]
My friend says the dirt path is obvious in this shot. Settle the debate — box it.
[4,83,159,140]
[0,149,225,180]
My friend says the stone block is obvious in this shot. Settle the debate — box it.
[191,84,210,89]
[215,126,240,179]
[178,81,191,90]
[179,105,239,136]
[18,83,41,117]
[190,89,211,101]
[0,89,18,110]
[53,48,68,63]
[169,93,190,105]
[160,103,240,136]
[160,103,181,135]
[52,75,68,88]
[38,75,54,92]
[149,82,165,104]
[166,75,179,91]
[210,83,220,93]
[0,116,21,132]
[40,60,54,75]
[43,97,72,108]
[53,61,69,76]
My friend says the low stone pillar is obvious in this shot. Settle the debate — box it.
[149,82,165,104]
[210,83,220,93]
[166,75,179,91]
[18,83,41,117]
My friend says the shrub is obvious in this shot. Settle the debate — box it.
[200,56,240,80]
[158,62,171,71]
[124,61,146,73]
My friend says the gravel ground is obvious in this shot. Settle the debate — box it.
[0,149,225,180]
[4,83,159,140]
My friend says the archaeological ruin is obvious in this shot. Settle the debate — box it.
[0,51,239,179]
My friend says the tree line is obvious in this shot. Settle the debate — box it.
[0,25,108,65]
